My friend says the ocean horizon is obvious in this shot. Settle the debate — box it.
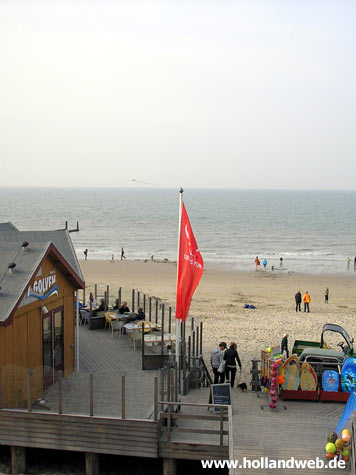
[1,187,356,275]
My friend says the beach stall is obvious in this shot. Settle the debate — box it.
[0,223,84,408]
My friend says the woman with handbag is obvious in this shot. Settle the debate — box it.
[224,342,242,388]
[210,342,227,384]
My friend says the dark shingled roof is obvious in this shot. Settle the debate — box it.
[0,223,84,323]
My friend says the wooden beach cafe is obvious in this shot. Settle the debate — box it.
[0,222,84,408]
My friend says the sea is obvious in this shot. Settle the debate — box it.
[1,187,356,275]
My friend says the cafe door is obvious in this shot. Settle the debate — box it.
[43,307,64,391]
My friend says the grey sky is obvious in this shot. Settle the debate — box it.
[1,0,355,189]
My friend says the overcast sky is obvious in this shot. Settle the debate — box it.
[1,0,355,189]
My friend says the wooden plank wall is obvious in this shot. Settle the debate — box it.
[0,255,77,408]
[0,410,158,459]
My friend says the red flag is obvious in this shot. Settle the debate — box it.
[175,202,204,322]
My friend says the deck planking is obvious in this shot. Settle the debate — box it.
[182,387,350,474]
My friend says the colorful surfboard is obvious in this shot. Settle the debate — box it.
[322,370,339,392]
[341,358,356,392]
[299,362,318,391]
[282,355,300,390]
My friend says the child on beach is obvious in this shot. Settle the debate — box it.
[262,258,267,269]
[255,256,260,270]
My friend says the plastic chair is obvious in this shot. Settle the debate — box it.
[105,313,113,330]
[111,320,124,338]
[137,321,152,333]
[80,309,90,327]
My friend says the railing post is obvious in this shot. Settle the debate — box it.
[182,341,187,396]
[132,289,135,312]
[83,288,86,306]
[118,287,122,307]
[167,403,172,442]
[192,331,196,358]
[94,284,97,300]
[188,336,191,371]
[0,367,2,408]
[161,304,165,357]
[89,373,94,416]
[149,297,152,321]
[168,307,172,334]
[58,370,63,414]
[220,408,224,445]
[154,376,158,421]
[200,321,203,355]
[143,294,146,313]
[27,369,32,412]
[196,325,199,356]
[122,374,126,419]
[106,285,110,308]
[160,368,164,412]
[155,299,158,324]
[137,290,140,308]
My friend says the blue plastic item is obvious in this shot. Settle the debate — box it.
[322,370,339,392]
[341,358,356,392]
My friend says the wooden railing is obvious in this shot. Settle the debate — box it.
[158,401,232,460]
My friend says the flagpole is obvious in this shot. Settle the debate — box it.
[176,187,183,364]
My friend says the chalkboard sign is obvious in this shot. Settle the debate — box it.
[211,383,232,411]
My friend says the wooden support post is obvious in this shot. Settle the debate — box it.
[89,297,93,318]
[182,341,187,396]
[200,321,203,355]
[167,366,171,403]
[159,368,164,412]
[118,287,122,307]
[122,374,126,419]
[27,368,32,412]
[155,299,158,324]
[161,304,164,357]
[94,284,97,300]
[168,306,172,334]
[143,294,146,313]
[175,363,178,403]
[11,446,26,475]
[149,297,152,321]
[104,291,107,310]
[132,289,135,312]
[188,336,191,371]
[89,373,94,416]
[0,367,2,408]
[192,331,196,358]
[167,403,172,442]
[154,376,158,421]
[196,325,199,356]
[58,370,63,414]
[106,285,110,308]
[191,317,194,335]
[83,288,86,306]
[163,458,176,475]
[85,453,99,475]
[137,290,140,308]
[220,408,224,445]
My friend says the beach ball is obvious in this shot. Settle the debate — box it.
[267,347,271,353]
[344,456,349,463]
[342,449,349,457]
[327,432,338,443]
[335,438,345,450]
[342,433,351,443]
[325,453,335,460]
[278,375,285,384]
[325,443,336,454]
[271,377,277,383]
[342,429,351,437]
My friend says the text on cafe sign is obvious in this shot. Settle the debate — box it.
[19,271,59,308]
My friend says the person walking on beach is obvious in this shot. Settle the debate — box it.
[121,247,126,260]
[210,342,227,384]
[281,333,289,359]
[280,257,283,266]
[295,291,302,312]
[224,342,242,388]
[84,249,88,260]
[303,291,311,313]
[325,287,329,304]
[262,258,267,269]
[255,256,260,271]
[111,254,115,263]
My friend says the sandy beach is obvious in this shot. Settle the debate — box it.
[81,259,356,384]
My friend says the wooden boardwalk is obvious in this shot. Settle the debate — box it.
[40,326,158,420]
[182,386,350,474]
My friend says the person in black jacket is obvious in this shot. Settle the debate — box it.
[224,342,242,388]
[295,291,302,312]
[118,301,130,314]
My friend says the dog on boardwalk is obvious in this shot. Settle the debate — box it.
[238,383,248,392]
